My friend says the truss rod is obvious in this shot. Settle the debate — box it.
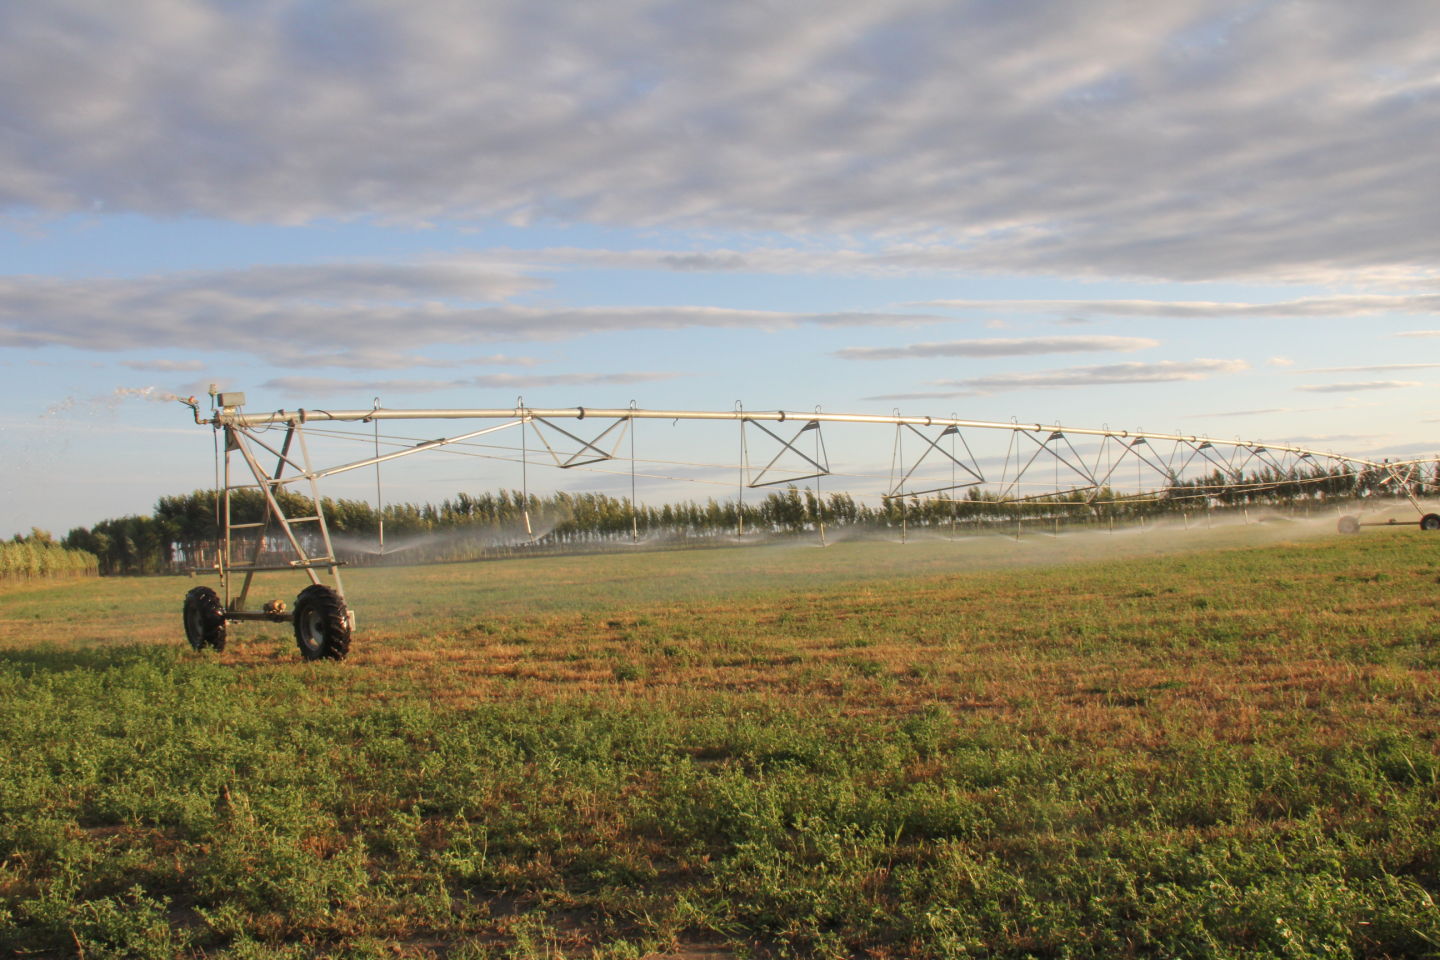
[264,420,525,483]
[211,406,1402,470]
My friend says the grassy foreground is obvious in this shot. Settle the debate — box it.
[2,522,1439,958]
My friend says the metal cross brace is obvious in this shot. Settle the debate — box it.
[744,418,830,488]
[885,423,986,499]
[527,414,630,468]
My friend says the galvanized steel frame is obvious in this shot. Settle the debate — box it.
[192,398,1439,611]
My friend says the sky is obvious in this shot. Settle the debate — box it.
[2,0,1439,538]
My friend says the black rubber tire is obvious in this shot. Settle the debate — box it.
[183,586,227,652]
[1337,515,1361,535]
[292,584,351,661]
[1421,513,1440,531]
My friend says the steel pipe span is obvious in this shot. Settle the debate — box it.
[208,405,1403,469]
[185,395,1440,662]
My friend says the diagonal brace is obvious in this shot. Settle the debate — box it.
[746,419,829,488]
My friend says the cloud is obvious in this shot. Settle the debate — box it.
[916,293,1440,319]
[0,267,941,367]
[1296,380,1422,393]
[1281,433,1385,448]
[121,359,205,372]
[184,261,546,302]
[834,335,1157,361]
[485,248,1440,290]
[1301,363,1440,373]
[1349,439,1440,459]
[1396,330,1440,338]
[868,358,1247,399]
[1181,407,1294,419]
[259,371,681,397]
[247,349,543,371]
[1178,404,1369,419]
[466,354,542,368]
[3,2,1440,281]
[659,253,750,272]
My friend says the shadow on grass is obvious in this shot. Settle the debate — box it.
[0,642,179,677]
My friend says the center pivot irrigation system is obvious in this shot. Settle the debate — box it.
[179,389,1440,661]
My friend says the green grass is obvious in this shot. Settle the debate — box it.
[2,522,1439,957]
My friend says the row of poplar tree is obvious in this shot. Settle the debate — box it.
[52,460,1427,575]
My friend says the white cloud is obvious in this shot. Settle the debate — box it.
[466,354,542,368]
[1296,380,1422,393]
[835,335,1158,361]
[1372,443,1440,460]
[467,247,1440,288]
[260,371,680,397]
[869,358,1247,398]
[0,268,941,367]
[1181,407,1293,419]
[121,359,205,372]
[1302,363,1440,374]
[184,261,546,302]
[1281,433,1385,448]
[2,2,1439,281]
[1180,404,1359,419]
[916,293,1440,319]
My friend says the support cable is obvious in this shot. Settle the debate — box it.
[518,397,533,539]
[814,405,826,546]
[630,401,639,543]
[372,397,384,555]
[950,414,958,539]
[738,402,748,536]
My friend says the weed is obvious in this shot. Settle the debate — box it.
[612,662,645,682]
[3,533,1440,956]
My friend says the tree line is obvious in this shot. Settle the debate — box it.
[54,460,1431,576]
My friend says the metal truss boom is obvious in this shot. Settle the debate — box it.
[181,393,1440,663]
[209,404,1409,471]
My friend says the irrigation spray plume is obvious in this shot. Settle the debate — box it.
[112,386,183,404]
[45,386,188,418]
[329,519,552,558]
[174,393,1440,662]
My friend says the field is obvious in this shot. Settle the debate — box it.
[2,517,1439,958]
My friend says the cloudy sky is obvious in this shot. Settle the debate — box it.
[3,0,1439,536]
